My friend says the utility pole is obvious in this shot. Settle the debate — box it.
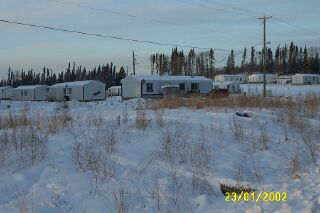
[132,51,136,75]
[258,15,272,97]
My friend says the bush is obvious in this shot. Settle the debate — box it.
[230,117,244,142]
[72,122,118,193]
[135,106,149,130]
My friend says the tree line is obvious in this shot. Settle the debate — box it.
[150,47,216,78]
[150,41,320,77]
[1,62,127,88]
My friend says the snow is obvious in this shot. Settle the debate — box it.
[240,84,320,97]
[0,94,319,212]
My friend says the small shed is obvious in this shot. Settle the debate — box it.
[121,75,213,99]
[13,85,49,101]
[0,86,14,100]
[107,86,121,97]
[213,81,240,94]
[50,80,106,101]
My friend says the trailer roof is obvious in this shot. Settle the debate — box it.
[15,85,48,90]
[51,80,104,88]
[0,86,13,90]
[213,81,237,86]
[130,75,212,81]
[293,73,319,77]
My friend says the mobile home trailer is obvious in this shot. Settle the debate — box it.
[248,73,277,84]
[107,86,121,97]
[50,80,106,101]
[292,74,319,85]
[121,75,213,99]
[214,74,246,84]
[0,86,14,100]
[13,85,49,101]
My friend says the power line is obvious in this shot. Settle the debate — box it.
[199,0,261,17]
[198,0,320,36]
[205,0,262,16]
[271,17,320,36]
[47,0,250,39]
[175,0,258,19]
[0,18,239,52]
[215,42,262,63]
[174,0,261,40]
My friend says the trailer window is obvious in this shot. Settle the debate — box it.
[191,83,199,92]
[24,90,27,96]
[179,83,185,91]
[146,83,153,92]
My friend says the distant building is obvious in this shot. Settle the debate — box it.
[121,75,213,99]
[107,86,121,97]
[214,74,246,84]
[212,81,240,94]
[277,76,292,84]
[0,86,14,100]
[50,80,106,101]
[248,73,277,84]
[13,85,49,101]
[292,74,319,85]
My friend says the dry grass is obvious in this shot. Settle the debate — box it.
[230,117,244,142]
[0,108,72,168]
[13,186,37,213]
[87,110,104,129]
[148,95,320,115]
[287,148,302,179]
[135,106,149,130]
[112,189,131,213]
[154,109,164,128]
[72,121,119,192]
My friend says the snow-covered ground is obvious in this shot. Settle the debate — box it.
[240,84,320,97]
[0,96,319,213]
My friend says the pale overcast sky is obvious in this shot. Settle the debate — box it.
[0,0,319,78]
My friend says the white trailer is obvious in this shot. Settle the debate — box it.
[0,86,14,100]
[107,86,121,97]
[248,73,277,83]
[50,80,106,101]
[292,74,319,85]
[14,85,49,101]
[214,74,246,84]
[121,75,213,99]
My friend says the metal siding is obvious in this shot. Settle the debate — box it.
[84,81,105,101]
[122,78,141,99]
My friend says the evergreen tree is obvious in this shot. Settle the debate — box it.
[208,49,215,78]
[241,48,247,73]
[250,47,256,74]
[303,46,309,73]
